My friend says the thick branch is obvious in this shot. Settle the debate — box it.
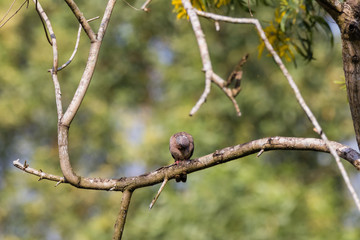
[61,0,117,126]
[59,0,117,187]
[13,137,360,191]
[181,0,213,116]
[113,190,133,240]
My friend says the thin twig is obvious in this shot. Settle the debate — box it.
[247,0,253,17]
[149,177,168,209]
[64,0,96,42]
[121,0,141,11]
[0,0,17,24]
[35,0,52,46]
[57,16,100,71]
[31,0,62,118]
[0,0,27,28]
[141,0,152,12]
[13,159,66,184]
[193,9,360,211]
[211,72,241,116]
[113,190,133,240]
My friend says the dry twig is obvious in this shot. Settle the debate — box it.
[13,159,66,185]
[149,177,169,209]
[56,16,100,71]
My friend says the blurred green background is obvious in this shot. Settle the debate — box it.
[1,1,359,239]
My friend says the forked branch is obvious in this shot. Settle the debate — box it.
[182,0,242,116]
[182,1,360,211]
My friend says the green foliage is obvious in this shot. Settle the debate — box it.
[0,0,358,239]
[256,0,334,62]
[172,0,334,62]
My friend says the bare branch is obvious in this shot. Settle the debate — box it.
[13,159,66,185]
[31,0,63,119]
[57,16,100,72]
[211,72,241,116]
[97,0,118,40]
[35,0,52,46]
[61,0,117,126]
[182,0,242,116]
[193,9,360,211]
[58,1,118,187]
[121,0,141,11]
[13,137,360,192]
[63,0,96,42]
[181,0,213,116]
[113,190,133,240]
[0,0,25,29]
[0,0,17,25]
[149,177,168,209]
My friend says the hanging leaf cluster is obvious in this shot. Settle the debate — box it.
[262,0,333,62]
[172,0,334,63]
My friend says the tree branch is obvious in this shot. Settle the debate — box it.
[113,190,133,240]
[182,0,243,116]
[13,159,66,185]
[32,0,63,120]
[61,0,117,126]
[0,0,27,29]
[57,16,100,72]
[149,177,168,209]
[59,0,117,187]
[13,137,360,191]
[181,0,213,116]
[63,0,97,42]
[193,8,360,211]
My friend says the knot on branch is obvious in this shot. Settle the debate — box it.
[346,22,360,40]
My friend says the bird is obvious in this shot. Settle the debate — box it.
[169,132,194,182]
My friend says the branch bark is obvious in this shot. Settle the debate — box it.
[64,0,97,42]
[58,0,117,187]
[14,137,360,191]
[113,190,133,240]
[316,1,360,151]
